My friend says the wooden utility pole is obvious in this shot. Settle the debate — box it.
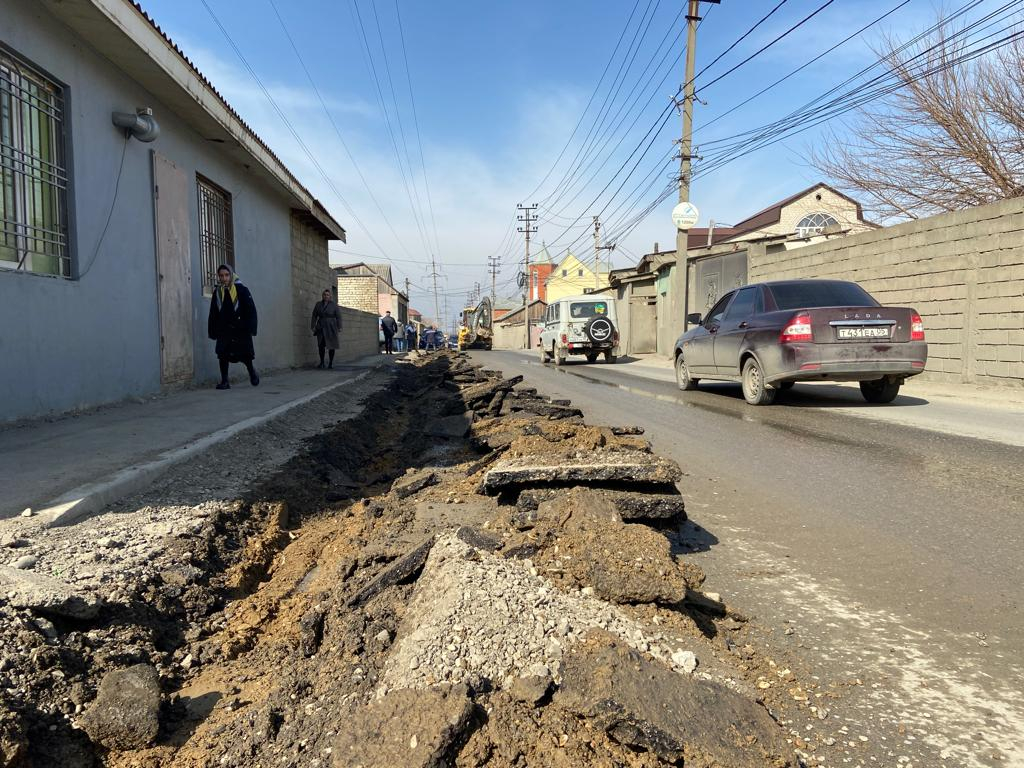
[672,1,716,349]
[517,203,538,349]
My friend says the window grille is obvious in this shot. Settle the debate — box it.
[0,48,70,277]
[197,175,234,293]
[795,212,839,237]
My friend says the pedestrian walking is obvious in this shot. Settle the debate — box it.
[208,264,259,389]
[311,289,342,369]
[381,310,398,355]
[405,322,416,353]
[424,325,437,352]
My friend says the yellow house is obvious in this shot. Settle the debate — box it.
[545,251,610,303]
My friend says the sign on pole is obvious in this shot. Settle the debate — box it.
[672,201,700,230]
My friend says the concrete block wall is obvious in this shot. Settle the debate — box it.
[290,215,378,365]
[337,275,379,315]
[290,215,338,367]
[749,197,1024,388]
[338,307,380,360]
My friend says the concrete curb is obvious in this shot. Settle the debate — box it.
[39,368,373,529]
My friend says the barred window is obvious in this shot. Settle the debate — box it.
[197,175,233,294]
[0,48,70,277]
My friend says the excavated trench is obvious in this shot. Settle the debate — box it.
[1,354,815,768]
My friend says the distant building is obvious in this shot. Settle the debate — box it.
[527,243,555,302]
[334,262,408,324]
[545,251,610,303]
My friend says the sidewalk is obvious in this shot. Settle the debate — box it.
[0,356,387,523]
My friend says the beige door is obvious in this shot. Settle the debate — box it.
[152,151,194,385]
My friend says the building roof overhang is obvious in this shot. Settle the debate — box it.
[40,0,346,242]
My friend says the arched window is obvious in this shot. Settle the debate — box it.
[795,212,839,237]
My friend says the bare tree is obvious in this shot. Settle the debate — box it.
[811,20,1024,220]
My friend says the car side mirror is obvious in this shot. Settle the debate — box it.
[686,312,703,326]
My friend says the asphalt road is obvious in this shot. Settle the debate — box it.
[471,349,1024,768]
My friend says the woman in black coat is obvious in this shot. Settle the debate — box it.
[207,264,259,389]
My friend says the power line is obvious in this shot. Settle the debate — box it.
[199,0,392,259]
[265,0,419,263]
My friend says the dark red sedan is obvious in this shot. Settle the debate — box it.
[674,279,928,405]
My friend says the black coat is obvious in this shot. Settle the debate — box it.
[208,282,258,361]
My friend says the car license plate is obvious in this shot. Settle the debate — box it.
[836,326,890,340]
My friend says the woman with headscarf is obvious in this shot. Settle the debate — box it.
[207,264,259,389]
[311,288,343,369]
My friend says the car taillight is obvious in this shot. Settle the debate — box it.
[780,313,813,343]
[911,313,925,341]
[560,333,568,345]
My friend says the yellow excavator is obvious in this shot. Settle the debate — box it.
[459,296,493,350]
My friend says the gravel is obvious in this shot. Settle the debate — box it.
[379,533,699,694]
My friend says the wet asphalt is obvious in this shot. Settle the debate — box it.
[471,349,1024,768]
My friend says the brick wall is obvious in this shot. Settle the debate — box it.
[748,196,1024,388]
[290,215,378,366]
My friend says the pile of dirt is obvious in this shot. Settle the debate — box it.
[0,354,805,768]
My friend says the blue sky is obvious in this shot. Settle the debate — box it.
[141,0,951,321]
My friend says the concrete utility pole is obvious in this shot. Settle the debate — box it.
[517,203,538,349]
[592,216,616,293]
[488,255,500,303]
[428,255,442,329]
[673,0,717,347]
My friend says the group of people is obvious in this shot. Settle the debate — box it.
[207,266,452,391]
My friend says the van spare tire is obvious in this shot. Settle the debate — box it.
[583,316,615,344]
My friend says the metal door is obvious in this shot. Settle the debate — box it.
[695,251,748,316]
[152,152,193,385]
[629,298,657,353]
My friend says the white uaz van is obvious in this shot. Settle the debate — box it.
[538,295,619,365]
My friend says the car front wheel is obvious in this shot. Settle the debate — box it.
[742,357,776,405]
[675,355,698,391]
[859,378,901,403]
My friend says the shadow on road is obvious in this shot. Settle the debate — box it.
[695,381,930,409]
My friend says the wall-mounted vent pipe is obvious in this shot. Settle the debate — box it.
[111,107,160,142]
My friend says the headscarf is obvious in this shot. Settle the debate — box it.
[216,267,239,307]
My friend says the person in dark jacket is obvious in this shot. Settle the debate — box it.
[311,289,342,369]
[208,264,259,389]
[405,323,416,353]
[380,311,399,355]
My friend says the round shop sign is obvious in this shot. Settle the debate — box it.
[672,201,700,230]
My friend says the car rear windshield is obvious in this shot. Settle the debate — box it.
[569,301,609,319]
[768,282,878,310]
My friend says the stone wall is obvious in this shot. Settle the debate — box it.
[748,197,1024,388]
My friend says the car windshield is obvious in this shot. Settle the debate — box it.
[569,301,609,319]
[769,282,878,310]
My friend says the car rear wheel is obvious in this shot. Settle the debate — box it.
[586,353,598,363]
[554,345,565,366]
[859,378,901,404]
[604,352,617,364]
[742,357,776,406]
[539,345,551,364]
[675,355,698,391]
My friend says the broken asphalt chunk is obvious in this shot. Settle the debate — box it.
[348,538,435,607]
[481,450,682,494]
[517,487,686,522]
[0,565,102,619]
[391,470,438,499]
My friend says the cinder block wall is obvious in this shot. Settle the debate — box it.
[290,215,338,367]
[337,275,379,314]
[338,307,380,360]
[748,197,1024,387]
[290,215,377,366]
